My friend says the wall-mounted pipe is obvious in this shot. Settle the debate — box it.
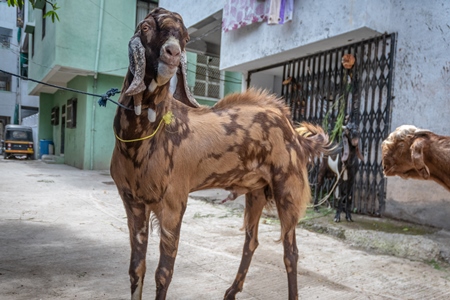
[90,0,105,170]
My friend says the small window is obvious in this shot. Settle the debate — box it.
[136,1,158,26]
[31,32,34,57]
[51,106,59,125]
[42,4,46,39]
[0,26,12,49]
[0,74,11,91]
[193,54,221,100]
[66,98,77,128]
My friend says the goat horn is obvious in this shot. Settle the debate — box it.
[414,129,432,136]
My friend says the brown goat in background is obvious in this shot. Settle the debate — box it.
[110,8,331,300]
[381,125,450,191]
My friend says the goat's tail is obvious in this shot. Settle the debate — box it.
[295,122,333,160]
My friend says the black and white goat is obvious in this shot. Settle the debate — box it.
[314,122,364,222]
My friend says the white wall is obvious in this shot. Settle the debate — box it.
[22,112,38,159]
[220,0,389,71]
[0,2,19,122]
[383,0,450,229]
[159,0,226,29]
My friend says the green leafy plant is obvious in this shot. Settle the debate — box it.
[322,71,352,143]
[7,0,60,22]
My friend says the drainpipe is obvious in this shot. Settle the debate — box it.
[91,0,105,170]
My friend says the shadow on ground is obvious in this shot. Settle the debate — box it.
[0,220,129,299]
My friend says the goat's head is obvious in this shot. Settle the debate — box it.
[341,122,364,161]
[124,7,199,116]
[381,125,432,180]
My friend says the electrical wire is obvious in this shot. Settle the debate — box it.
[0,68,128,110]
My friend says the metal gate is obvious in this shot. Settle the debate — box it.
[249,33,397,216]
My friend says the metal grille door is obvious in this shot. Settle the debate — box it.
[266,33,396,216]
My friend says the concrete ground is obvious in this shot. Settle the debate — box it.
[0,159,449,300]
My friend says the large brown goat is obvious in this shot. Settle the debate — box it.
[381,125,450,191]
[111,8,331,300]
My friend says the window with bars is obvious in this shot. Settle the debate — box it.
[0,26,12,48]
[0,74,11,91]
[136,0,158,26]
[193,54,221,100]
[66,98,77,129]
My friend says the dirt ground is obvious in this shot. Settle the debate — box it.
[0,159,449,299]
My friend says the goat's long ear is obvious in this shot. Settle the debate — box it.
[124,32,147,115]
[125,33,146,96]
[342,132,349,162]
[410,137,430,179]
[172,51,201,108]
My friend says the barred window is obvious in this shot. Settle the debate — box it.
[193,54,221,100]
[0,73,11,91]
[136,1,158,26]
[0,26,12,48]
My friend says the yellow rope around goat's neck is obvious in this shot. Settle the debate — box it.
[115,111,174,143]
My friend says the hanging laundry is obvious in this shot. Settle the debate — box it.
[222,0,271,32]
[222,0,294,32]
[268,0,294,25]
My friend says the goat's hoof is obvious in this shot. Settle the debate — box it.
[224,288,237,300]
[334,218,340,223]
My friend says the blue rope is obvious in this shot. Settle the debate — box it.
[97,88,132,111]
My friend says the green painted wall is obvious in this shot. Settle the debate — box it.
[55,0,134,77]
[39,74,121,169]
[28,5,57,91]
[224,71,242,95]
[29,0,135,93]
[90,74,123,170]
[30,0,135,169]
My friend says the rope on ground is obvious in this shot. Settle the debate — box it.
[308,166,346,208]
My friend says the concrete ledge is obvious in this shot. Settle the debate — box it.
[41,155,64,164]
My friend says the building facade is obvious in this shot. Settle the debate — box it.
[26,0,136,169]
[0,1,39,143]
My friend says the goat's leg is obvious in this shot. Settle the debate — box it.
[123,197,151,300]
[345,194,354,221]
[333,184,342,222]
[224,189,266,300]
[282,228,299,300]
[344,183,354,222]
[154,197,187,300]
[275,199,300,299]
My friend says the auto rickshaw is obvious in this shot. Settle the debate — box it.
[2,125,34,159]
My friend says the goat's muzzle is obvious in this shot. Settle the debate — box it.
[157,37,181,84]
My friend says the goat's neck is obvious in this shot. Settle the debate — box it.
[113,85,172,140]
[424,138,450,190]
